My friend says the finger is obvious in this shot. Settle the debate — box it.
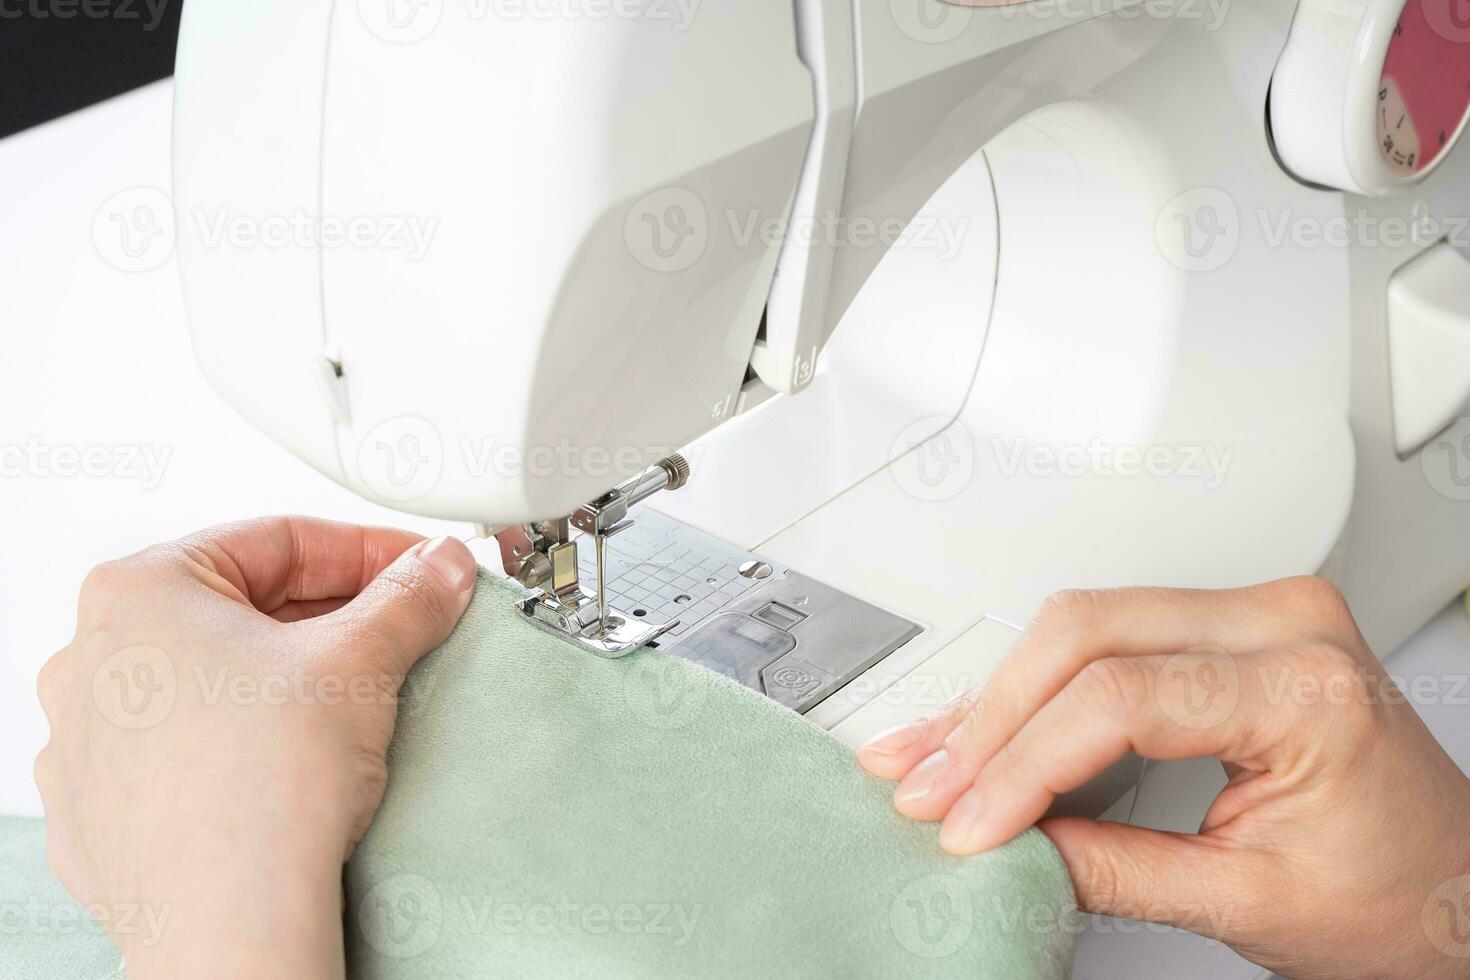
[314,536,479,677]
[884,586,1281,820]
[174,517,428,613]
[857,688,982,781]
[938,649,1285,855]
[1039,816,1267,939]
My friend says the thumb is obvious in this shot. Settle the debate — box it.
[1039,817,1261,943]
[326,535,478,676]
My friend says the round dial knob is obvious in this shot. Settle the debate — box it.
[1271,0,1470,195]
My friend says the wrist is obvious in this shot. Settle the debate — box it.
[118,831,346,980]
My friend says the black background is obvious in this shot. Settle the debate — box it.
[1,0,183,138]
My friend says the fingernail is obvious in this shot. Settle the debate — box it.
[862,719,928,756]
[417,536,477,595]
[939,786,986,854]
[895,749,950,805]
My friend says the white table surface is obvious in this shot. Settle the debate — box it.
[3,81,1468,980]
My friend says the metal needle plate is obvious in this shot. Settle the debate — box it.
[578,509,923,713]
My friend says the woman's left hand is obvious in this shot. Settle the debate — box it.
[35,517,478,980]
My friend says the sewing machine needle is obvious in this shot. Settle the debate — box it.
[595,534,608,632]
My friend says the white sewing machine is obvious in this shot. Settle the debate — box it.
[171,0,1470,756]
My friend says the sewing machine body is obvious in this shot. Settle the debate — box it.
[173,0,1470,741]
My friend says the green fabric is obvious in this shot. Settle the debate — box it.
[345,572,1078,978]
[0,572,1078,978]
[0,816,126,980]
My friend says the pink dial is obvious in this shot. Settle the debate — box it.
[1378,0,1470,174]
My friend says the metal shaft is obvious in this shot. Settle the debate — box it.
[595,534,608,631]
[619,454,691,510]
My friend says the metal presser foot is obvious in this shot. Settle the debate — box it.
[483,454,691,658]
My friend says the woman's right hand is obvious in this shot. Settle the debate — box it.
[859,578,1470,979]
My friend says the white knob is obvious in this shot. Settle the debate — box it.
[1271,0,1470,195]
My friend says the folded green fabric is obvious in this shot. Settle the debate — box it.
[0,572,1077,979]
[345,572,1078,979]
[0,816,127,980]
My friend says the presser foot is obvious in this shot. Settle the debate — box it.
[516,589,677,658]
[492,454,691,659]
